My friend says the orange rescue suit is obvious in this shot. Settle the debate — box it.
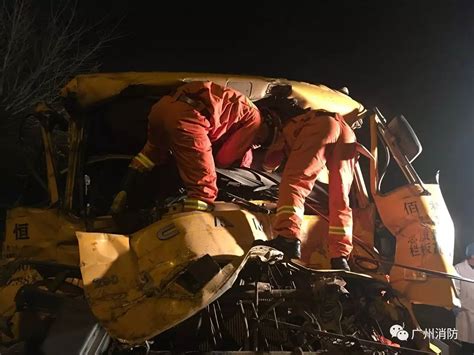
[263,111,357,258]
[135,81,261,204]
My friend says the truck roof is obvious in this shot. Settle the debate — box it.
[60,71,365,116]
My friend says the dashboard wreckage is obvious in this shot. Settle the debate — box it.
[0,72,469,354]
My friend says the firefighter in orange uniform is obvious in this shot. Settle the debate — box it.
[112,81,262,212]
[260,109,357,271]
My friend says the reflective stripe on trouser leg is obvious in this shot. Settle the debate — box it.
[273,116,339,240]
[274,205,305,239]
[327,115,356,258]
[328,227,353,258]
[328,225,352,236]
[276,205,304,218]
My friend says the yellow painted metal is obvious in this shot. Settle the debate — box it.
[349,162,378,251]
[77,204,268,343]
[253,198,382,280]
[40,127,59,206]
[61,72,364,117]
[57,71,365,215]
[374,183,458,307]
[5,71,456,343]
[64,117,84,211]
[256,211,332,269]
[367,111,458,306]
[369,113,379,196]
[78,201,391,343]
[295,207,385,282]
[289,81,364,120]
[3,207,83,265]
[0,264,43,343]
[396,296,431,351]
[353,163,370,209]
[352,204,378,250]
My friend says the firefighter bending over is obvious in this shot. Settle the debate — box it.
[259,106,359,271]
[111,81,262,213]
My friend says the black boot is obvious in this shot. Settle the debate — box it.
[330,257,351,271]
[254,236,301,259]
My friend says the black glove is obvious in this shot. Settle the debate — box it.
[110,168,141,214]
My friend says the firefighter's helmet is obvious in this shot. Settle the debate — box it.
[260,107,282,148]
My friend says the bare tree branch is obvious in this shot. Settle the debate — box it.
[0,0,117,119]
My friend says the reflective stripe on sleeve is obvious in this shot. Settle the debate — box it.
[134,153,155,170]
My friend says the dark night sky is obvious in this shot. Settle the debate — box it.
[95,0,474,260]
